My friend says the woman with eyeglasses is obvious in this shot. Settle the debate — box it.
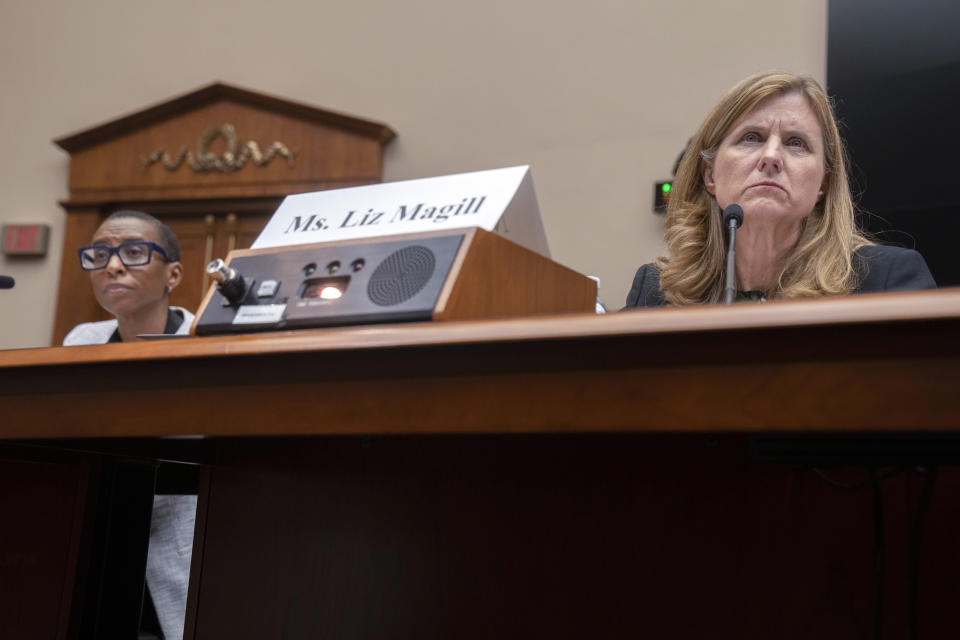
[63,209,198,640]
[63,210,195,344]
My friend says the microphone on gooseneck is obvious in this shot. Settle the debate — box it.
[722,204,744,304]
[0,275,14,290]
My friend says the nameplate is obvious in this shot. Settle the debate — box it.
[251,166,550,257]
[232,304,286,325]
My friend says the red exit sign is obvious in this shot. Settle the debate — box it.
[2,225,50,256]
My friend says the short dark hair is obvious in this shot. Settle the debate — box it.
[104,210,181,262]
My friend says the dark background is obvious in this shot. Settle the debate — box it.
[828,0,960,286]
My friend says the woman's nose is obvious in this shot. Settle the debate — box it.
[105,252,125,273]
[758,137,783,173]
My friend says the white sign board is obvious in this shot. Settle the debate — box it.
[251,165,550,257]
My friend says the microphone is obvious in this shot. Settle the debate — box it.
[0,275,14,290]
[722,204,744,304]
[207,259,251,306]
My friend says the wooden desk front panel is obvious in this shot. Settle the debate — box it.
[187,434,960,639]
[0,450,91,640]
[3,312,960,439]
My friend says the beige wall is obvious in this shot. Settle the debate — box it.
[0,0,826,349]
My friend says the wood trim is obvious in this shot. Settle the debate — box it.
[22,287,960,368]
[5,288,960,440]
[61,178,381,204]
[433,228,476,314]
[59,197,285,214]
[1,331,959,438]
[55,82,396,153]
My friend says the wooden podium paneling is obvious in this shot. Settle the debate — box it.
[0,452,90,640]
[4,290,960,638]
[186,435,960,638]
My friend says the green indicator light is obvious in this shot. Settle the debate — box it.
[661,183,671,193]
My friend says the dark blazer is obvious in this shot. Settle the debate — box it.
[624,245,937,308]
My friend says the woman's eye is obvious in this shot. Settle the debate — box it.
[741,132,760,143]
[788,138,807,149]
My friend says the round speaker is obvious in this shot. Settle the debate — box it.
[367,245,436,306]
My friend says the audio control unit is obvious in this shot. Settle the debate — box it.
[192,227,596,335]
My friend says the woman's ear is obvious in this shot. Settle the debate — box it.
[165,261,183,294]
[702,163,716,196]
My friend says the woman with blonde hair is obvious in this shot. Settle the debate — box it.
[625,71,934,307]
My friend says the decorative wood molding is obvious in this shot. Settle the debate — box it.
[54,82,395,153]
[143,123,295,173]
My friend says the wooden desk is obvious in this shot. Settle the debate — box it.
[3,290,960,639]
[4,288,960,438]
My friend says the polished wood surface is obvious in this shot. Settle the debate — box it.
[5,289,960,439]
[23,288,960,366]
[434,228,596,320]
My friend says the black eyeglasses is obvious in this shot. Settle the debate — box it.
[78,241,171,271]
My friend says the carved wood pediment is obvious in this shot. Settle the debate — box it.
[55,82,396,203]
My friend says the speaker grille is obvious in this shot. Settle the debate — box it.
[367,245,436,306]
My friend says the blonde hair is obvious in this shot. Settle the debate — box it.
[657,71,871,304]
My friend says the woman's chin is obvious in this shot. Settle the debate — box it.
[97,298,146,320]
[742,204,805,224]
